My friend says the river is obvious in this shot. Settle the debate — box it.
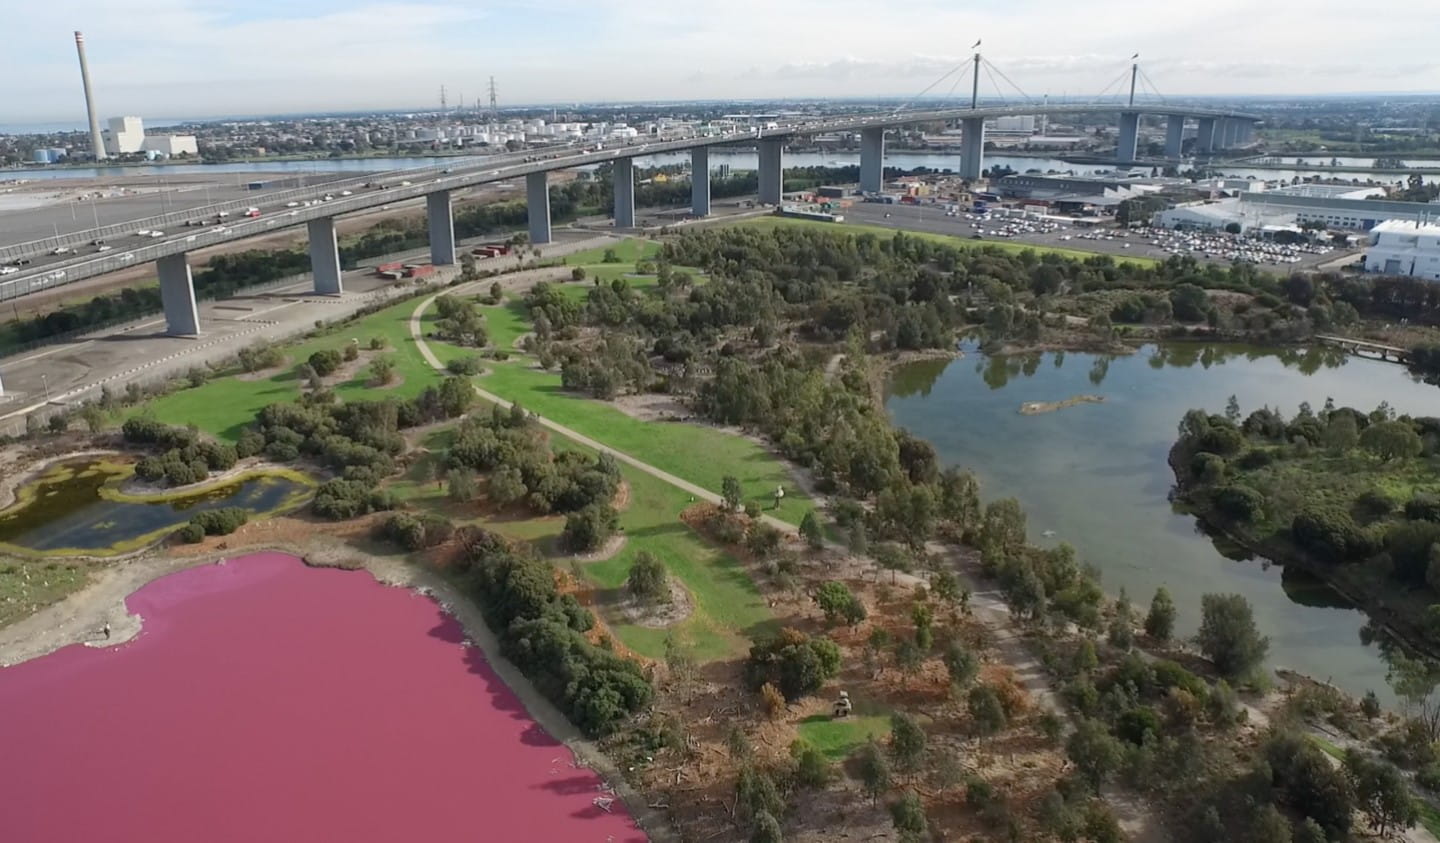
[884,343,1440,699]
[8,149,1435,185]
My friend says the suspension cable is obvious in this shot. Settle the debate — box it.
[982,58,1037,104]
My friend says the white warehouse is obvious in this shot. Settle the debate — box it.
[1364,220,1440,281]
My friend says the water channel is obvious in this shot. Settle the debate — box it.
[884,343,1440,699]
[0,458,312,556]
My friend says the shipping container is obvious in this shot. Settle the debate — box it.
[377,261,404,274]
[407,265,436,279]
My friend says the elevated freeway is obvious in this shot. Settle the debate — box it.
[0,101,1261,337]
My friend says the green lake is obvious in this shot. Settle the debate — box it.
[885,343,1440,699]
[0,459,313,556]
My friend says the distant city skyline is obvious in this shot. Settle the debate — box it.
[2,0,1438,123]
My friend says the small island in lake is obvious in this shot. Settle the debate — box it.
[1019,394,1105,415]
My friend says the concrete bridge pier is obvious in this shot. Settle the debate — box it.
[960,117,985,180]
[613,157,635,228]
[1116,111,1140,163]
[1165,115,1186,159]
[758,139,784,204]
[1238,120,1256,146]
[426,190,456,265]
[859,127,885,194]
[1196,117,1217,153]
[691,147,710,216]
[306,217,344,296]
[157,253,201,337]
[526,171,551,245]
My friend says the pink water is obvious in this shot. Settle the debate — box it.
[0,552,646,843]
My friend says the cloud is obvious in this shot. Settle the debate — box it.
[3,0,1438,120]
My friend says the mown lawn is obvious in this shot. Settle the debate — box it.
[737,216,1159,266]
[796,714,891,761]
[393,424,774,662]
[138,297,436,441]
[562,239,662,266]
[475,361,810,525]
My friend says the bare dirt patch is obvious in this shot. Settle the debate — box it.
[614,578,694,628]
[571,533,628,562]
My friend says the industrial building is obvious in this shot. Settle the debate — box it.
[1153,199,1294,234]
[1364,220,1440,281]
[104,116,145,154]
[1238,190,1440,231]
[30,147,68,164]
[995,173,1181,200]
[142,135,198,157]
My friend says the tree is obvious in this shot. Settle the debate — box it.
[1196,593,1269,678]
[560,503,619,552]
[1145,587,1177,642]
[1066,718,1124,794]
[1345,751,1418,836]
[626,551,670,604]
[889,712,927,773]
[1294,819,1327,843]
[1387,651,1440,742]
[889,789,928,840]
[942,640,979,689]
[749,810,782,843]
[792,740,831,788]
[308,348,343,377]
[735,766,784,829]
[368,355,396,386]
[968,684,1008,743]
[488,466,528,507]
[846,522,868,555]
[722,475,744,511]
[895,638,924,685]
[979,498,1026,571]
[857,740,892,805]
[814,581,866,626]
[447,467,478,502]
[1360,420,1423,461]
[799,510,824,549]
[1108,589,1134,650]
[80,404,106,433]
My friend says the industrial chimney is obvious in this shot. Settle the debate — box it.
[74,31,107,161]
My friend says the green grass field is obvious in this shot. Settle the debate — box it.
[393,423,774,662]
[562,239,662,266]
[796,714,891,760]
[737,216,1159,266]
[138,297,435,440]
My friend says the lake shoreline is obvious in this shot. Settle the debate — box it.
[1166,442,1440,664]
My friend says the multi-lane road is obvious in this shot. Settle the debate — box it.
[0,102,1263,303]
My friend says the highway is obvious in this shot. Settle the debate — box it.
[0,102,1262,302]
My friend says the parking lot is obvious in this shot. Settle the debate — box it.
[842,202,1357,270]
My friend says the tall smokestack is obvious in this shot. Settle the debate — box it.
[74,31,107,161]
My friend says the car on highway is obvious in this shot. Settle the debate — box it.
[0,266,17,275]
[340,190,352,196]
[90,239,105,246]
[96,245,112,252]
[119,253,135,262]
[286,201,300,208]
[12,258,32,266]
[51,246,71,255]
[150,231,165,238]
[211,226,227,234]
[136,230,152,237]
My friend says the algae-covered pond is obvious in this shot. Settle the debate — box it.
[0,458,313,556]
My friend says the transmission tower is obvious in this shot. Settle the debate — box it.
[488,76,498,117]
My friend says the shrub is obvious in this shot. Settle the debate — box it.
[1358,489,1397,520]
[445,356,483,376]
[745,628,842,701]
[1292,506,1376,563]
[560,503,619,553]
[626,551,670,603]
[814,581,866,625]
[308,348,343,377]
[188,507,249,537]
[175,522,205,543]
[1405,493,1440,523]
[1213,484,1264,522]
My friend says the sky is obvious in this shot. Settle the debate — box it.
[2,0,1438,123]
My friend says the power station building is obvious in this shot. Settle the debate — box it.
[104,116,146,154]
